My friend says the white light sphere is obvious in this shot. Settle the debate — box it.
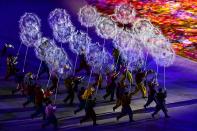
[48,8,75,43]
[69,31,91,55]
[86,42,103,68]
[114,3,136,24]
[19,12,41,47]
[34,37,56,60]
[96,17,118,39]
[78,5,99,27]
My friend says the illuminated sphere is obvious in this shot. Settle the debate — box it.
[114,3,136,24]
[96,17,118,39]
[149,39,175,67]
[154,47,175,67]
[20,32,41,47]
[132,18,155,43]
[146,35,167,52]
[122,48,145,70]
[45,46,72,74]
[78,5,99,27]
[19,13,41,33]
[34,37,56,60]
[48,8,75,43]
[113,29,135,52]
[101,51,115,73]
[69,31,91,55]
[132,18,154,35]
[19,13,41,47]
[86,42,103,68]
[48,8,71,28]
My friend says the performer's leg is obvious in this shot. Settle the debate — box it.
[90,109,97,125]
[152,105,161,117]
[69,91,75,105]
[31,104,43,118]
[161,105,169,118]
[144,96,154,108]
[63,93,71,103]
[117,108,127,120]
[127,107,133,122]
[110,88,115,101]
[132,84,140,95]
[80,112,89,123]
[74,102,85,114]
[113,99,121,111]
[103,87,111,99]
[139,83,147,98]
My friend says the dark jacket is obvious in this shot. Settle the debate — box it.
[147,82,157,96]
[155,91,167,104]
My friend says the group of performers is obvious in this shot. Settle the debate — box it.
[0,44,169,129]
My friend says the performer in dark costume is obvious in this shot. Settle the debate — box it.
[31,84,46,120]
[12,71,25,95]
[113,82,127,111]
[0,44,14,58]
[0,44,7,58]
[64,75,83,104]
[63,76,75,105]
[80,95,97,126]
[49,73,59,92]
[116,91,134,122]
[144,77,158,109]
[73,76,83,93]
[74,87,86,114]
[23,72,36,107]
[5,54,18,80]
[103,71,118,101]
[152,88,170,118]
